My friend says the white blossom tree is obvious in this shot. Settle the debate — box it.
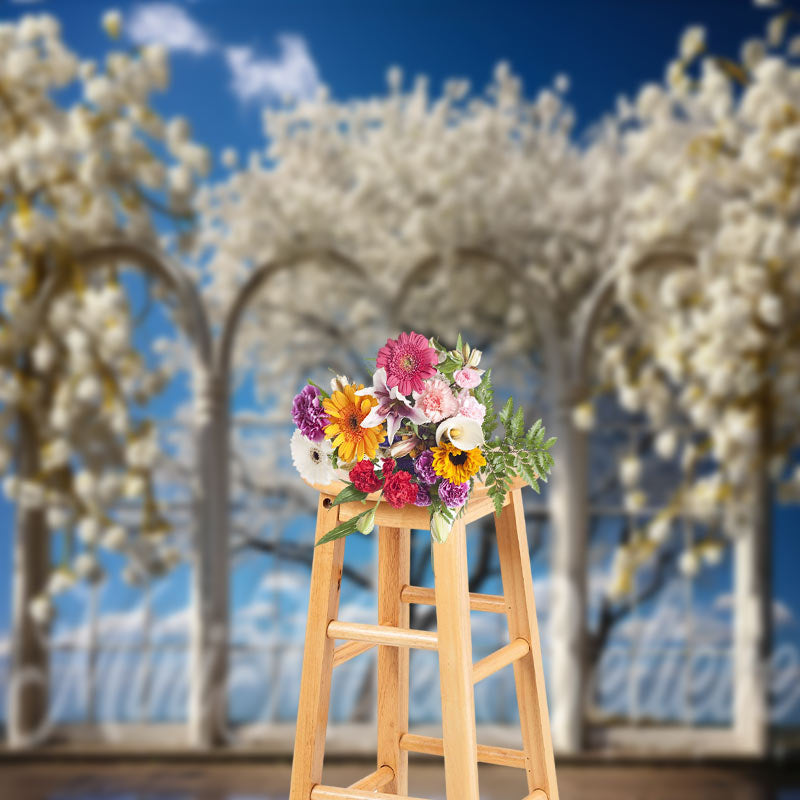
[587,12,800,751]
[0,12,209,744]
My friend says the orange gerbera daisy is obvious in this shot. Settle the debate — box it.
[323,383,384,462]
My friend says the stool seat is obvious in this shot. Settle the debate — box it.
[289,481,559,800]
[304,476,527,529]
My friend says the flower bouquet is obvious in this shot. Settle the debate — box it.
[290,332,556,544]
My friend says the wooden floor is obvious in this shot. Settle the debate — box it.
[0,759,794,800]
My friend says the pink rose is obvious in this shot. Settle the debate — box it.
[454,367,482,389]
[416,377,458,422]
[457,392,486,423]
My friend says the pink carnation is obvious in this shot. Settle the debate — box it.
[416,377,458,423]
[457,392,486,423]
[454,367,482,389]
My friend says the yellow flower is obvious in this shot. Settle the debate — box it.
[323,383,383,462]
[431,443,486,484]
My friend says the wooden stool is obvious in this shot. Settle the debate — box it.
[289,478,558,800]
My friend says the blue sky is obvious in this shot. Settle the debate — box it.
[1,0,799,728]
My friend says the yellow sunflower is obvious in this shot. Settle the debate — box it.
[431,442,486,484]
[323,383,384,462]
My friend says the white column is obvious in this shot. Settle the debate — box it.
[7,409,50,748]
[545,372,588,755]
[732,420,771,755]
[188,367,230,747]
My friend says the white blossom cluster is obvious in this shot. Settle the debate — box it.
[594,17,800,596]
[192,62,625,410]
[0,13,208,624]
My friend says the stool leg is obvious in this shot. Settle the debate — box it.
[495,489,559,800]
[433,518,480,800]
[377,526,410,794]
[289,496,345,800]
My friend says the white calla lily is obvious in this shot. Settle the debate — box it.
[435,415,485,451]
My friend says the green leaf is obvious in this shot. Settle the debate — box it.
[307,380,330,399]
[510,406,525,439]
[542,436,557,450]
[331,484,369,506]
[500,397,514,427]
[315,516,360,545]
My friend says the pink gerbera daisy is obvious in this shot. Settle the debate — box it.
[376,332,438,395]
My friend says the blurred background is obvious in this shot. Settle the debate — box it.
[1,0,800,797]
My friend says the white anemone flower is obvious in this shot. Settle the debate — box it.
[290,430,336,485]
[435,415,485,451]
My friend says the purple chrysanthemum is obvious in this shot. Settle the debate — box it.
[292,384,329,442]
[414,450,437,485]
[414,485,432,507]
[438,479,470,509]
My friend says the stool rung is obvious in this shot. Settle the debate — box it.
[472,637,530,684]
[524,791,548,800]
[399,732,527,769]
[400,584,507,614]
[327,620,438,650]
[347,765,394,790]
[332,640,375,668]
[311,786,430,800]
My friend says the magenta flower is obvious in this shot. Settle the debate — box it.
[356,368,428,444]
[376,331,438,395]
[438,479,470,508]
[291,384,329,442]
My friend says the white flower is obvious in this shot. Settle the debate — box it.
[703,543,724,565]
[74,470,97,502]
[572,401,595,431]
[679,25,706,61]
[619,455,642,487]
[29,595,54,626]
[76,374,102,404]
[48,569,75,595]
[290,430,335,485]
[624,490,647,513]
[102,524,127,550]
[330,374,350,393]
[77,516,101,544]
[435,415,484,451]
[654,429,678,460]
[678,549,700,577]
[74,552,102,582]
[46,505,71,530]
[101,9,122,39]
[757,293,782,326]
[32,338,56,372]
[648,517,671,543]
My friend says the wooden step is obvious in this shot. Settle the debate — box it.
[400,584,507,614]
[472,637,530,683]
[327,620,438,650]
[332,640,375,667]
[347,765,394,791]
[311,786,430,800]
[399,732,526,769]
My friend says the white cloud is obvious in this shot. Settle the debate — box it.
[224,35,320,104]
[125,5,321,106]
[127,2,214,54]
